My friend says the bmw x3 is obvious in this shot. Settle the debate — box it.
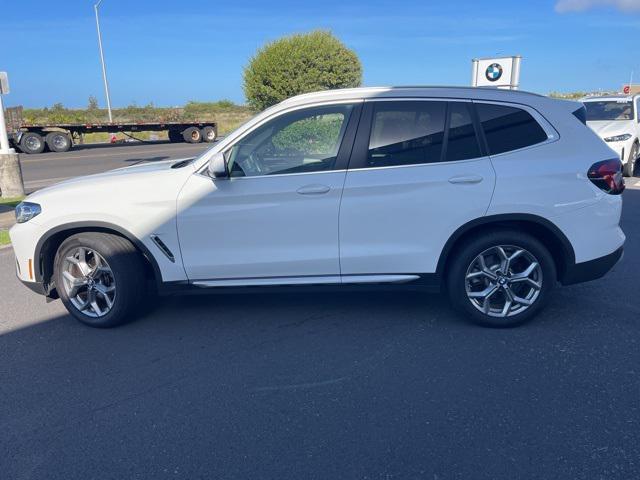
[10,87,626,328]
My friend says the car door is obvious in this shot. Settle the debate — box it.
[177,102,361,283]
[339,99,496,278]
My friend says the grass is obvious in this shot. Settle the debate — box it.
[0,230,9,246]
[0,196,24,208]
[0,196,23,246]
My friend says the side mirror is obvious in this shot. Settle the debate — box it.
[208,152,228,178]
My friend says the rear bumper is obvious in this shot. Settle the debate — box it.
[561,246,623,285]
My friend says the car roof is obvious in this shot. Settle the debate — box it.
[278,86,547,108]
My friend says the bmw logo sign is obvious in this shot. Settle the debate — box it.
[485,63,503,82]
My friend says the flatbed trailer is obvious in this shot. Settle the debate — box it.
[4,106,218,154]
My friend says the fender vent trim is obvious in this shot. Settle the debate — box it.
[150,235,175,263]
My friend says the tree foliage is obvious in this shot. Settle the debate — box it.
[243,30,362,111]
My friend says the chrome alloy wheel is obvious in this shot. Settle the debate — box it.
[61,247,116,318]
[465,245,543,318]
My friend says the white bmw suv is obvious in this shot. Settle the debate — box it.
[583,94,640,177]
[10,87,625,328]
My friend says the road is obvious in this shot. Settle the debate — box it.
[20,141,211,192]
[1,146,640,478]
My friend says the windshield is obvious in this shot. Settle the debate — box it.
[584,100,634,121]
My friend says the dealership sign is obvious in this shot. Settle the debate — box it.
[472,56,521,90]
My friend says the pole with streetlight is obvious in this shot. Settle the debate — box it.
[94,0,113,123]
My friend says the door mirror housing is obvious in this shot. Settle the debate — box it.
[208,152,228,178]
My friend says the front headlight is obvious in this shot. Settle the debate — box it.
[604,133,632,142]
[15,202,41,223]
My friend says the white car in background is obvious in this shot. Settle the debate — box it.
[583,95,640,177]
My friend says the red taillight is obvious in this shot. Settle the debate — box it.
[587,159,625,195]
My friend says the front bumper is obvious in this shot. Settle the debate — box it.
[17,275,48,295]
[562,246,623,285]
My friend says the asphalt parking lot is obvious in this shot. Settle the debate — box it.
[1,150,640,479]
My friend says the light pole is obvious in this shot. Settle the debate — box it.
[94,0,113,123]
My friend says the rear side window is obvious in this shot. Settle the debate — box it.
[476,103,548,155]
[446,102,481,161]
[367,101,446,167]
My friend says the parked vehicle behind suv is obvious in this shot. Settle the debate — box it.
[582,94,640,177]
[10,87,625,328]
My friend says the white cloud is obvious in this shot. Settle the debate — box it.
[556,0,640,12]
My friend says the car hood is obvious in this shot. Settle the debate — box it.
[28,158,195,199]
[586,120,634,139]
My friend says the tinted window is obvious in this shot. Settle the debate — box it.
[227,104,353,177]
[446,102,481,161]
[476,103,548,155]
[636,98,640,123]
[367,101,445,167]
[584,100,633,121]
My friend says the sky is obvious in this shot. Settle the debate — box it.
[2,0,640,108]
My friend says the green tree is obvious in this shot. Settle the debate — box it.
[243,30,362,111]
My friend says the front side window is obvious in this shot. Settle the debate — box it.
[476,103,549,156]
[367,101,446,168]
[227,104,353,177]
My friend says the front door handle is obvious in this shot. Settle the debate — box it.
[448,175,483,185]
[297,184,331,195]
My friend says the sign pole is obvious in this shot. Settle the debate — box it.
[0,71,25,197]
[0,94,12,154]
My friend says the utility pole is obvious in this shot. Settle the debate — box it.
[94,0,113,123]
[0,72,25,198]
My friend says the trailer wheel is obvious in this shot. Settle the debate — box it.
[182,127,202,143]
[45,132,72,152]
[201,126,217,143]
[168,129,182,143]
[20,132,46,154]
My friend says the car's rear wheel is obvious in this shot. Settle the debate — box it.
[447,230,556,327]
[54,232,147,328]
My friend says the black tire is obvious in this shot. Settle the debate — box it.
[624,142,638,177]
[168,129,182,143]
[45,131,72,152]
[446,229,556,328]
[201,126,217,143]
[53,232,148,328]
[19,132,46,154]
[182,126,202,143]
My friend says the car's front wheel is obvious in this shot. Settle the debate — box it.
[624,142,638,177]
[54,232,147,327]
[447,230,556,327]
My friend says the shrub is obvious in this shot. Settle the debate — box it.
[243,30,362,111]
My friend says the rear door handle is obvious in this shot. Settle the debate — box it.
[297,184,331,195]
[448,175,483,184]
